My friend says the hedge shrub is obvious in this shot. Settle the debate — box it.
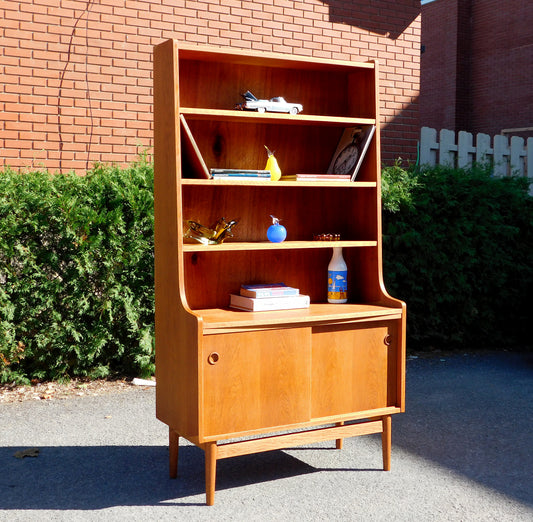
[382,162,533,351]
[1,159,531,383]
[0,157,154,384]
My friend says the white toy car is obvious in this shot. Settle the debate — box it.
[235,91,303,114]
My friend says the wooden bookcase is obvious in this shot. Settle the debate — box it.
[153,39,406,506]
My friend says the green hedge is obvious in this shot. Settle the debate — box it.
[0,158,154,384]
[382,162,533,351]
[1,159,531,383]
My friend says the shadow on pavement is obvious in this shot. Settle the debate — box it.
[1,444,325,509]
[393,351,533,507]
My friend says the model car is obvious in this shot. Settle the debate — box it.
[235,91,303,114]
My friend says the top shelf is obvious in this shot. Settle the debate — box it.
[176,41,378,121]
[180,108,376,127]
[176,43,377,72]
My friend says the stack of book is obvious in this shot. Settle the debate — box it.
[230,283,310,311]
[210,169,271,179]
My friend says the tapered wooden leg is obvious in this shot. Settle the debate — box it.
[335,421,344,449]
[205,442,218,506]
[381,415,391,471]
[169,428,179,478]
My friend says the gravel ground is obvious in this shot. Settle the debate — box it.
[0,378,139,404]
[1,351,532,521]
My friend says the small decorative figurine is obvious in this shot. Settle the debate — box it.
[235,91,303,114]
[184,217,238,245]
[267,215,287,243]
[264,146,282,181]
[313,233,341,241]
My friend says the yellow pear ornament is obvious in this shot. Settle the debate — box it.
[264,146,282,181]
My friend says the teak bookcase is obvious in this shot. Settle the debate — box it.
[153,39,406,506]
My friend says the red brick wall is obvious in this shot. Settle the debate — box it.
[469,0,533,136]
[419,0,460,131]
[421,0,533,137]
[1,0,420,173]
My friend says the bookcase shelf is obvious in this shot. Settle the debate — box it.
[180,107,376,127]
[181,179,378,187]
[154,39,406,506]
[195,303,403,332]
[182,240,378,252]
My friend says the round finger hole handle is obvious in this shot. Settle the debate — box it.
[207,352,220,365]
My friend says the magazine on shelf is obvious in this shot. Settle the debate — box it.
[240,283,300,298]
[179,115,210,179]
[210,169,271,179]
[177,117,272,181]
[230,293,310,311]
[327,125,376,181]
[280,174,351,181]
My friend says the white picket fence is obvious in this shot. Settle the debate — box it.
[420,127,533,194]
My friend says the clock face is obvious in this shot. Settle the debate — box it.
[333,143,359,175]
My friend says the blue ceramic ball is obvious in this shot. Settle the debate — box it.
[267,223,287,243]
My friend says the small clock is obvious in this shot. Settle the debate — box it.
[332,128,364,175]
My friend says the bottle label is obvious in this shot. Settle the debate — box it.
[328,270,347,300]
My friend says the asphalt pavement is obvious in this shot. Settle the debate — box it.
[1,351,532,521]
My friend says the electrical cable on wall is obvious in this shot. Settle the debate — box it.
[57,0,95,173]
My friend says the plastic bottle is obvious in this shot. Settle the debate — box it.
[327,247,348,303]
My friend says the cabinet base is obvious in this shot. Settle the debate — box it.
[169,415,392,506]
